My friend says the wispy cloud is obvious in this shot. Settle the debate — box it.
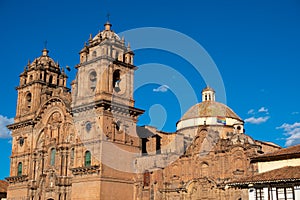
[277,122,300,146]
[247,107,269,115]
[258,107,269,114]
[292,112,299,115]
[277,122,300,132]
[247,109,255,115]
[0,115,14,138]
[245,106,270,124]
[153,85,169,93]
[245,116,270,124]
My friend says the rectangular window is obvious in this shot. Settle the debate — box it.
[50,148,56,166]
[276,187,294,200]
[85,151,91,167]
[17,162,22,176]
[269,187,277,200]
[255,188,264,200]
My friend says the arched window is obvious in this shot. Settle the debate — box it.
[71,148,75,160]
[89,71,97,91]
[201,162,209,177]
[17,162,22,176]
[92,51,97,58]
[235,158,243,171]
[26,93,32,109]
[115,121,121,131]
[50,148,56,166]
[70,148,75,166]
[112,70,121,92]
[49,75,53,84]
[85,151,91,167]
[143,170,150,187]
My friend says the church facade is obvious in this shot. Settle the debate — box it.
[6,21,280,200]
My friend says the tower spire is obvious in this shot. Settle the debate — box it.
[42,40,49,56]
[104,13,112,31]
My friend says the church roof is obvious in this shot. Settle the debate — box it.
[202,86,215,92]
[251,144,300,162]
[180,101,242,121]
[90,21,121,43]
[0,180,8,193]
[28,48,60,70]
[229,166,300,186]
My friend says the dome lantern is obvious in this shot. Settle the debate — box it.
[202,86,215,102]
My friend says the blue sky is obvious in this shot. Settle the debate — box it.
[0,0,300,180]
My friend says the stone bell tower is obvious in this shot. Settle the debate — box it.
[7,48,73,200]
[70,21,144,199]
[15,48,68,123]
[72,21,136,108]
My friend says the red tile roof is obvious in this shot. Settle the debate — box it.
[0,180,8,193]
[229,166,300,186]
[251,144,300,162]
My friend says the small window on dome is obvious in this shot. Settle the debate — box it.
[92,51,97,58]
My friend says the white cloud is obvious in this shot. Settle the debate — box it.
[277,122,300,146]
[0,115,14,138]
[258,107,269,114]
[244,116,270,124]
[247,109,255,115]
[153,85,169,93]
[247,107,269,115]
[276,122,300,131]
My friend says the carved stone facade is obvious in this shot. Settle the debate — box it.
[6,21,280,200]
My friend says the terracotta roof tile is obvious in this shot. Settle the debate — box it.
[230,166,300,185]
[252,144,300,162]
[0,180,8,193]
[180,101,242,121]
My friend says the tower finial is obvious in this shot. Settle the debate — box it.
[42,40,49,56]
[104,13,112,31]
